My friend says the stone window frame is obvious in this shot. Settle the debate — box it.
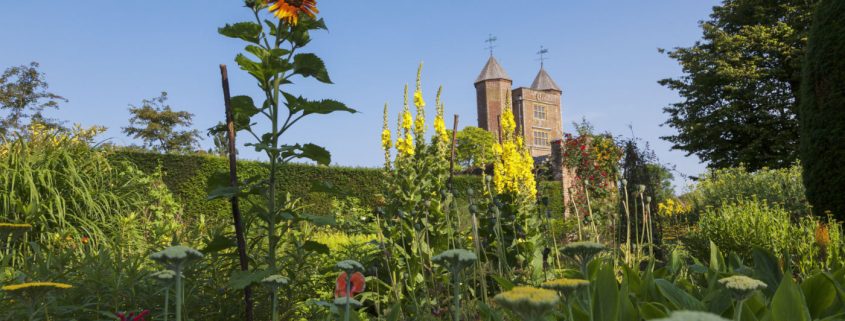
[533,104,546,120]
[534,130,549,147]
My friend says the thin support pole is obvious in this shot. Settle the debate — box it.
[220,64,255,321]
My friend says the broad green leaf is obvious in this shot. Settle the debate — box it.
[218,22,261,44]
[228,269,274,290]
[638,302,668,320]
[283,92,356,115]
[302,240,330,255]
[491,275,515,291]
[771,275,810,321]
[231,95,259,130]
[235,54,265,82]
[709,241,724,272]
[293,53,332,83]
[655,279,705,311]
[802,273,836,319]
[299,143,331,165]
[592,261,619,321]
[207,186,240,200]
[202,234,236,253]
[619,276,638,321]
[752,246,782,297]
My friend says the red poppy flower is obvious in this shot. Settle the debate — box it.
[335,272,365,298]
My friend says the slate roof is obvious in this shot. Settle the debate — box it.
[475,56,511,83]
[530,67,561,92]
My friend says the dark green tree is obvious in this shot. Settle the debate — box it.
[123,92,200,153]
[451,126,496,169]
[799,0,845,218]
[659,0,817,170]
[0,62,67,137]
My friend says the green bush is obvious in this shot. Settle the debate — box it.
[799,0,845,219]
[689,164,808,217]
[697,197,843,274]
[0,138,181,267]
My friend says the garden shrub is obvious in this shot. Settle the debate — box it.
[697,197,843,274]
[690,164,808,217]
[799,0,845,220]
[0,129,182,266]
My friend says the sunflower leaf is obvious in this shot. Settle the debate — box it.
[219,22,262,44]
[293,53,331,83]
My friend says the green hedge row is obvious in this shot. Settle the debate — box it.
[111,151,564,218]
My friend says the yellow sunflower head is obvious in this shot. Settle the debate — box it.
[267,0,318,26]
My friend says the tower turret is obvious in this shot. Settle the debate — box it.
[474,56,512,139]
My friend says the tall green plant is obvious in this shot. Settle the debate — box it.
[0,127,180,267]
[212,0,354,318]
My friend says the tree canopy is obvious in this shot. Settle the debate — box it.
[659,0,817,170]
[451,126,496,169]
[0,62,67,137]
[122,92,200,153]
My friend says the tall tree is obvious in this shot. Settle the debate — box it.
[123,92,200,153]
[659,0,817,170]
[452,126,496,169]
[0,62,67,137]
[799,0,845,218]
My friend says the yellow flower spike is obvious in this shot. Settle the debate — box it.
[402,111,413,131]
[414,90,426,108]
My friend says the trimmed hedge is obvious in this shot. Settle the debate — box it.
[111,151,564,218]
[799,0,845,219]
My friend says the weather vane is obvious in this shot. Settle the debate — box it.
[485,34,498,57]
[537,45,549,67]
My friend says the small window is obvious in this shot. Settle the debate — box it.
[534,131,549,147]
[534,105,546,120]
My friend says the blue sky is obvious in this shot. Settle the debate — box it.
[0,1,721,191]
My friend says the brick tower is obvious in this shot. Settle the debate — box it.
[474,56,512,139]
[513,67,563,157]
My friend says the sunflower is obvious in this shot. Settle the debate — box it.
[267,0,318,26]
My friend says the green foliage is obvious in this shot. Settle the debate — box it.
[451,126,496,169]
[123,92,200,153]
[799,0,845,220]
[114,150,564,224]
[689,164,808,217]
[697,197,843,274]
[0,135,181,268]
[659,0,817,170]
[0,62,67,137]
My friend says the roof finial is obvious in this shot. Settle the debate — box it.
[537,45,549,68]
[485,34,498,57]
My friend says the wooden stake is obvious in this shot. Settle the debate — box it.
[220,64,254,321]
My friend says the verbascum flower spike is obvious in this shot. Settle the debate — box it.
[381,103,392,167]
[434,86,448,144]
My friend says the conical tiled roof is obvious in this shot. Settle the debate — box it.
[475,56,511,83]
[530,67,561,92]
